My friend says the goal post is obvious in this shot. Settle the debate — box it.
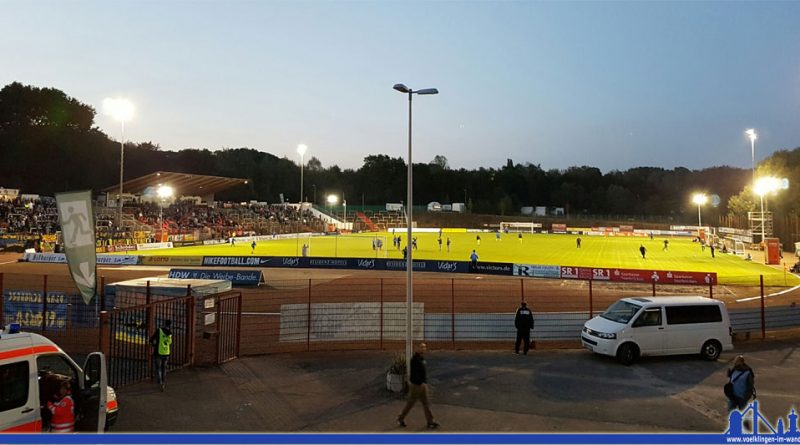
[500,222,542,234]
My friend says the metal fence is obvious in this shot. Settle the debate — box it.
[233,276,798,355]
[104,296,194,387]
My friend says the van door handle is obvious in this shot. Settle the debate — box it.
[21,408,34,413]
[658,327,664,330]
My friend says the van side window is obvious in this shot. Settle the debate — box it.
[665,305,722,325]
[0,361,30,412]
[633,308,662,327]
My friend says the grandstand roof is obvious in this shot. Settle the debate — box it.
[103,171,249,197]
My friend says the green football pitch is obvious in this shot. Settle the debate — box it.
[134,232,798,287]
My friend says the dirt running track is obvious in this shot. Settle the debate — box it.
[2,252,800,355]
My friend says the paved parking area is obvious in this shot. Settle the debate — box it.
[113,340,800,433]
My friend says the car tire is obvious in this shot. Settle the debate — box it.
[701,340,722,361]
[616,343,639,366]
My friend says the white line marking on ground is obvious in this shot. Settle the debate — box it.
[736,281,800,302]
[0,260,19,265]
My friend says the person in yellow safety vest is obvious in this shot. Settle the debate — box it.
[149,320,173,392]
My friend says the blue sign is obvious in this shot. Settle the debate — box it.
[3,290,68,331]
[197,256,516,277]
[168,269,264,286]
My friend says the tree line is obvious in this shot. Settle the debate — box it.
[2,82,798,222]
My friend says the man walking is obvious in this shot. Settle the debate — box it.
[710,244,716,258]
[663,239,669,251]
[639,244,647,260]
[438,237,442,251]
[397,343,439,429]
[576,237,582,249]
[446,237,451,252]
[251,240,257,254]
[150,319,173,391]
[514,301,534,355]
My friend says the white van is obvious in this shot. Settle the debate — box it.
[581,296,733,365]
[0,323,119,432]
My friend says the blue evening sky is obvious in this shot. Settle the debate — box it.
[3,0,799,172]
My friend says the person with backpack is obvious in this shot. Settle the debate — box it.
[725,355,756,411]
[150,319,173,392]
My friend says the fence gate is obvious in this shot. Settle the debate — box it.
[215,292,242,364]
[105,296,194,388]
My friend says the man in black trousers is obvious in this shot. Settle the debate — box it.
[514,301,534,355]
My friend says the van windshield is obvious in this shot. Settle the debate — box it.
[600,300,642,324]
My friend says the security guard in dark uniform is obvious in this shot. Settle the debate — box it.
[514,301,534,355]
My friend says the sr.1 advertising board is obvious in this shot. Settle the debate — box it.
[557,265,717,285]
[513,264,562,278]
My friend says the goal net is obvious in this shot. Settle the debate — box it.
[499,222,542,234]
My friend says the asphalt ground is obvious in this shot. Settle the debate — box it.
[112,339,800,433]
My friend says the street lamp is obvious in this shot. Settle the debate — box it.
[691,193,708,230]
[393,82,439,372]
[746,129,757,183]
[297,144,308,204]
[103,97,135,231]
[157,185,174,236]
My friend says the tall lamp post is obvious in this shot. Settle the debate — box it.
[393,83,438,371]
[157,185,174,239]
[297,144,308,204]
[103,98,135,230]
[692,193,708,231]
[746,129,757,183]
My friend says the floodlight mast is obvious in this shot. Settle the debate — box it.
[393,83,438,377]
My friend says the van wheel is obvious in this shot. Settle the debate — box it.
[616,343,639,366]
[701,340,721,361]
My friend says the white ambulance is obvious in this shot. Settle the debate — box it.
[0,323,119,432]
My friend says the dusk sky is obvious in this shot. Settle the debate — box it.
[4,0,800,173]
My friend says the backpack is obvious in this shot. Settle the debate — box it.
[725,369,754,401]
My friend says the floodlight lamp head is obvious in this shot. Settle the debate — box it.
[103,97,135,122]
[754,176,781,197]
[393,84,410,93]
[746,129,757,142]
[692,193,708,206]
[157,185,174,199]
[297,144,307,156]
[327,194,339,205]
[415,88,439,95]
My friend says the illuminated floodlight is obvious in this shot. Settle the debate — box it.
[157,185,174,199]
[297,144,307,156]
[692,193,708,206]
[103,97,135,122]
[753,177,785,197]
[326,194,339,205]
[745,129,757,142]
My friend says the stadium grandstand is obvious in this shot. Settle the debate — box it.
[0,171,328,253]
